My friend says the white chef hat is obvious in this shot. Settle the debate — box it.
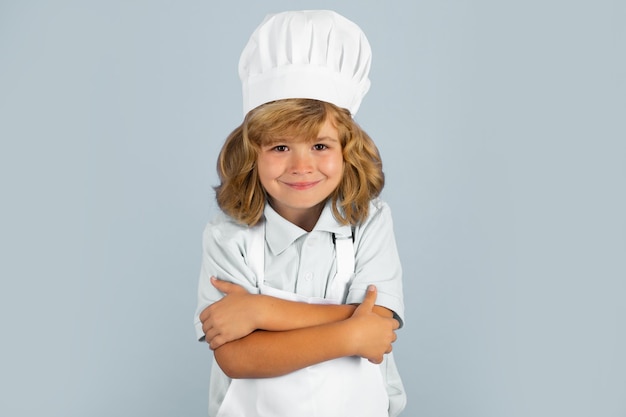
[239,10,372,117]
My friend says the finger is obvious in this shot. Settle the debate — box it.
[211,277,247,294]
[391,318,400,330]
[209,336,226,350]
[359,285,378,311]
[205,327,220,343]
[368,355,383,365]
[210,276,236,294]
[199,305,212,322]
[202,314,212,333]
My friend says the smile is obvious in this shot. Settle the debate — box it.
[282,180,321,190]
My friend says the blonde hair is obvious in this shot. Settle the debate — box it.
[215,99,384,226]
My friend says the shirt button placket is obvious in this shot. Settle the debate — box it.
[299,234,320,296]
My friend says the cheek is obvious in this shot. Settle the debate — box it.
[257,155,287,190]
[328,155,345,177]
[256,158,273,186]
[319,157,344,187]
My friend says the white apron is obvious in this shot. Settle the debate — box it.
[216,222,389,417]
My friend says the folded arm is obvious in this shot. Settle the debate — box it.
[201,277,393,348]
[206,284,399,378]
[201,277,360,349]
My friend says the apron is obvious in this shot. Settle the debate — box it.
[216,222,389,417]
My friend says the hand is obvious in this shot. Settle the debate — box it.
[200,277,260,350]
[348,285,399,364]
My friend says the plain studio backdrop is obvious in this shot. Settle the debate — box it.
[1,1,624,416]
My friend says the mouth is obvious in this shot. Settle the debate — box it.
[283,180,321,190]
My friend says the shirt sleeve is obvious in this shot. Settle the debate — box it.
[346,200,406,327]
[194,215,260,341]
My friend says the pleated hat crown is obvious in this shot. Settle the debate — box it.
[239,10,372,116]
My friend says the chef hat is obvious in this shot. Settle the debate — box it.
[239,10,372,117]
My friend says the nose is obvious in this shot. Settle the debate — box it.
[290,150,313,175]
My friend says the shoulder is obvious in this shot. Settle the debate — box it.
[370,197,391,214]
[359,198,395,229]
[202,211,254,249]
[352,198,398,247]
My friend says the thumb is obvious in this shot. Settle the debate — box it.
[358,285,378,312]
[210,276,239,294]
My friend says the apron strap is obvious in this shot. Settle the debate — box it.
[332,232,355,277]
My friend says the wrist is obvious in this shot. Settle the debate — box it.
[251,294,269,330]
[340,317,361,357]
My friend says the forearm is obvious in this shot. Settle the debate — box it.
[254,296,392,330]
[214,300,397,379]
[200,286,392,350]
[214,321,356,378]
[255,295,356,331]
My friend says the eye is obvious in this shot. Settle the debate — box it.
[272,145,288,152]
[313,144,328,151]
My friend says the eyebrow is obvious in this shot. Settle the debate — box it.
[316,136,339,142]
[266,136,339,145]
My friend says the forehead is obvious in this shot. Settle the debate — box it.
[317,118,340,139]
[262,118,340,144]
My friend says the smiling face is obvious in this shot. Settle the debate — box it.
[257,117,344,230]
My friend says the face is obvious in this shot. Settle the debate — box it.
[257,118,344,229]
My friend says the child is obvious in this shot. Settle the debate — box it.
[194,10,406,417]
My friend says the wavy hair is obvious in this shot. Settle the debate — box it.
[215,99,384,226]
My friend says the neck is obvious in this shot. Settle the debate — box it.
[268,201,325,232]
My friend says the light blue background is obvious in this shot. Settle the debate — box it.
[1,1,625,416]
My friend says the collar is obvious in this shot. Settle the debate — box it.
[263,201,353,255]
